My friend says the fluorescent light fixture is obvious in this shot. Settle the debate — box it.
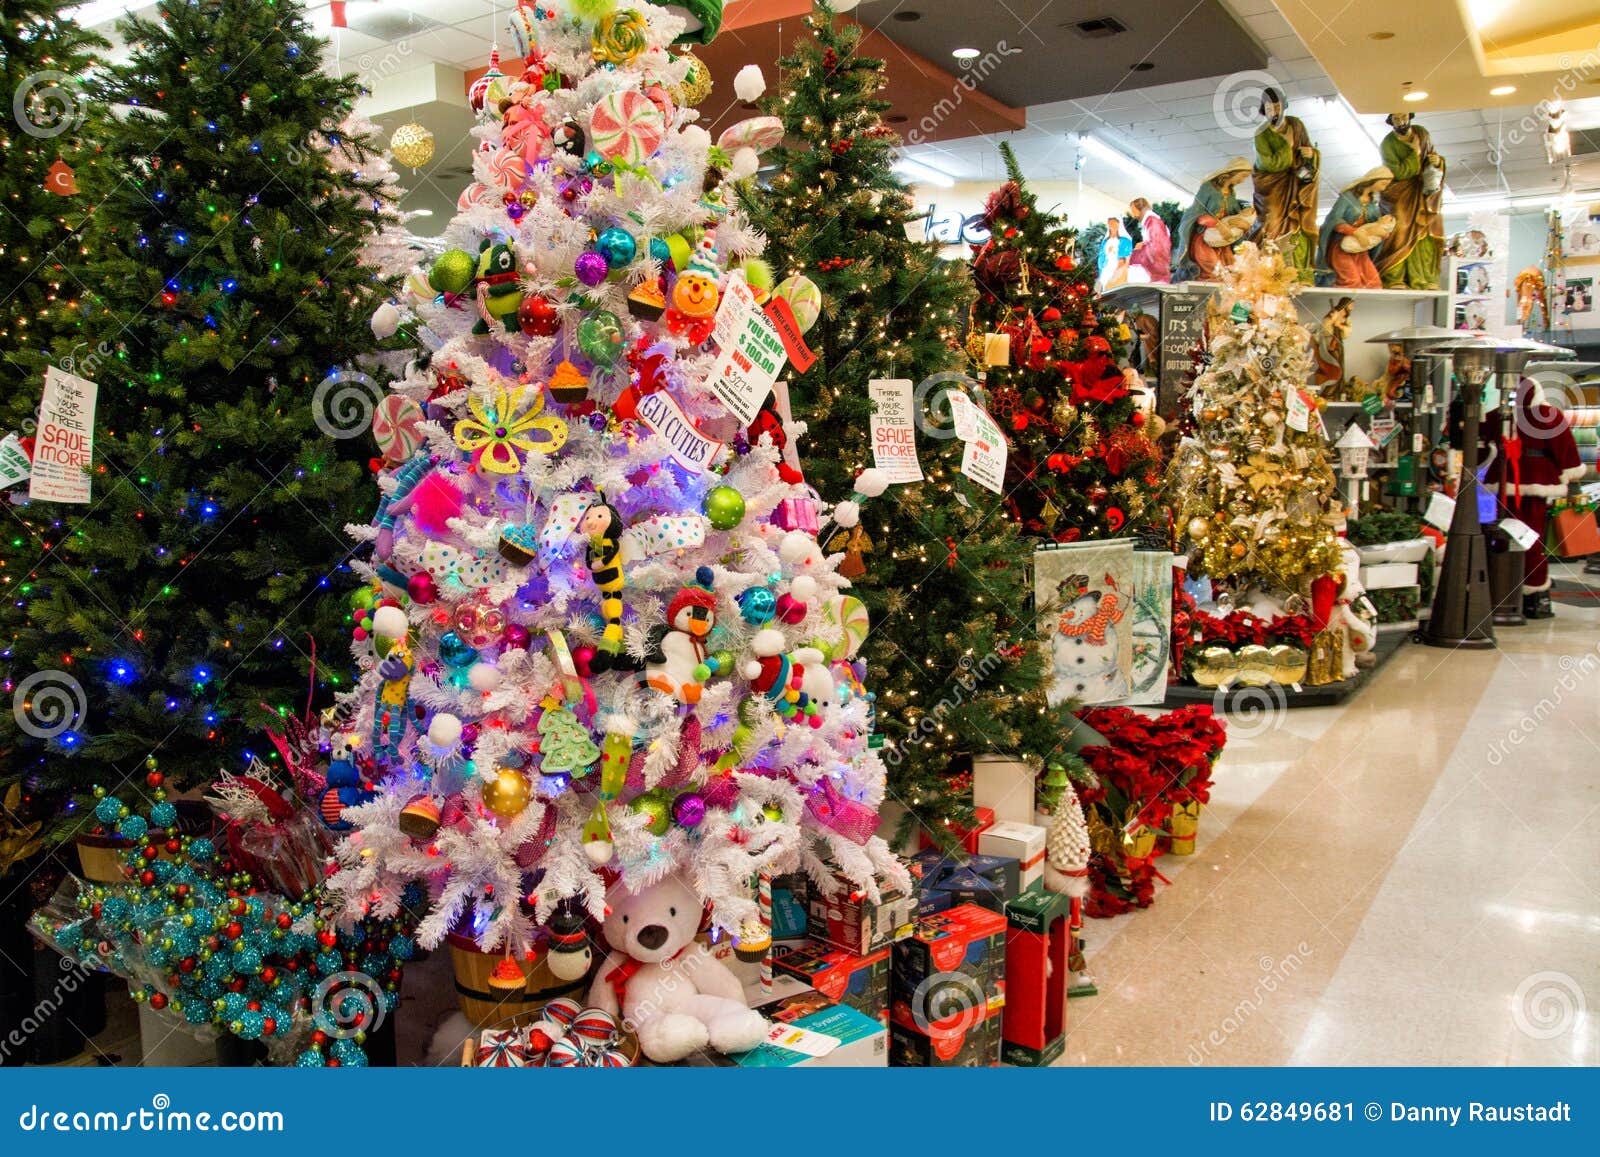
[1402,90,1428,103]
[408,208,434,217]
[1445,190,1600,214]
[951,48,981,60]
[64,0,142,23]
[1490,85,1517,96]
[1317,96,1388,153]
[893,158,955,188]
[1075,133,1188,204]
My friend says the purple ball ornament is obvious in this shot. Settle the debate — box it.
[671,791,707,828]
[575,250,609,287]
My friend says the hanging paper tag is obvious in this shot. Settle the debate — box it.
[637,389,726,474]
[867,379,922,483]
[1286,389,1311,433]
[1361,393,1383,415]
[948,393,1006,494]
[705,280,786,425]
[763,296,816,374]
[1229,301,1251,322]
[0,433,32,488]
[30,366,97,504]
[1498,517,1541,551]
[1370,416,1400,449]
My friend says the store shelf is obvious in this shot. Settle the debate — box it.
[1100,281,1447,306]
[1161,627,1409,709]
[1325,400,1414,410]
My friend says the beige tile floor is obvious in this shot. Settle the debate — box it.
[1064,569,1600,1066]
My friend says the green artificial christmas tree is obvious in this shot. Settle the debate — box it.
[970,143,1166,543]
[0,0,108,375]
[743,3,1082,839]
[0,0,399,836]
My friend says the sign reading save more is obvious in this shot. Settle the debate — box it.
[30,367,97,504]
[636,388,725,475]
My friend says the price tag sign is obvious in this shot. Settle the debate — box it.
[1286,388,1311,433]
[0,433,31,488]
[868,379,922,483]
[706,280,787,425]
[30,366,97,504]
[949,392,1006,494]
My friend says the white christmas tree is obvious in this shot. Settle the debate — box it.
[326,0,907,964]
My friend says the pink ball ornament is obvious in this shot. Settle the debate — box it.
[572,644,598,678]
[504,623,532,650]
[575,251,609,287]
[407,572,438,604]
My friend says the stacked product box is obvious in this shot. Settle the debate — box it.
[888,903,1008,1066]
[807,874,916,955]
[773,941,891,1023]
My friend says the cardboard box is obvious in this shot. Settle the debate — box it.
[910,848,1021,901]
[929,866,1006,913]
[918,806,995,855]
[978,822,1047,892]
[1360,561,1419,590]
[770,872,808,941]
[891,903,1009,1010]
[889,995,1004,1066]
[808,878,916,955]
[972,755,1037,825]
[774,940,891,1022]
[1000,888,1073,1066]
[682,986,889,1068]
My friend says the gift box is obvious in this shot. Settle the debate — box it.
[978,821,1047,893]
[808,877,916,956]
[918,806,995,855]
[1000,889,1073,1066]
[682,986,888,1068]
[930,866,1007,914]
[909,848,1020,912]
[770,872,808,942]
[972,755,1037,825]
[771,495,820,534]
[891,904,1008,1014]
[774,940,891,1023]
[889,993,1004,1066]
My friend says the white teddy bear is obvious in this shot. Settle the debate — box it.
[585,874,769,1063]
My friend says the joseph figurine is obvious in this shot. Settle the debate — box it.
[1252,88,1320,279]
[1376,112,1446,289]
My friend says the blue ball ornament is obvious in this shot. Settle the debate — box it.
[595,227,638,267]
[437,631,480,668]
[738,586,777,626]
[94,797,123,825]
[649,237,671,265]
[117,815,148,841]
[149,801,178,828]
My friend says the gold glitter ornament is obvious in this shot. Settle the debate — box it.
[390,122,435,169]
[673,52,713,106]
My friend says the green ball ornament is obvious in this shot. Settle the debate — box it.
[704,485,745,530]
[595,227,638,267]
[428,249,475,295]
[576,310,625,367]
[631,791,672,836]
[762,803,783,823]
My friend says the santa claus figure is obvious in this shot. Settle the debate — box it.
[1480,377,1584,619]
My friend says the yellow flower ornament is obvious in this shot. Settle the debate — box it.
[453,385,568,473]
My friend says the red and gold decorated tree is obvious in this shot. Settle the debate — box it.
[969,144,1164,542]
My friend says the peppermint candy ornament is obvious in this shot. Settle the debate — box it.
[544,1037,585,1067]
[569,1007,619,1047]
[589,90,664,165]
[487,146,528,191]
[457,182,494,212]
[372,394,424,464]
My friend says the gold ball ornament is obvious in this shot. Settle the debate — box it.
[390,122,435,170]
[672,52,713,106]
[1186,517,1212,541]
[482,767,531,818]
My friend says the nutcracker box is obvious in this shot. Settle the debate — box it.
[773,940,891,1022]
[684,984,888,1068]
[888,992,1004,1067]
[1000,888,1073,1067]
[918,806,996,855]
[808,877,917,955]
[891,903,1009,1009]
[977,821,1047,892]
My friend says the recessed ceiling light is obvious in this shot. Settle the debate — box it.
[886,114,909,124]
[1403,90,1428,102]
[893,10,922,20]
[1490,85,1517,96]
[1369,31,1394,40]
[1129,61,1155,72]
[951,47,981,60]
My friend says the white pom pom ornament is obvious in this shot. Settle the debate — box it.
[733,64,766,103]
[370,302,401,339]
[428,713,463,748]
[372,605,410,640]
[833,500,861,529]
[853,468,889,498]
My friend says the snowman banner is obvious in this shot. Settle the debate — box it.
[1034,540,1136,707]
[1125,550,1175,706]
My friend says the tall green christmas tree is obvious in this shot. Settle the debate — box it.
[743,3,1081,839]
[0,0,108,375]
[0,0,398,834]
[970,144,1165,543]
